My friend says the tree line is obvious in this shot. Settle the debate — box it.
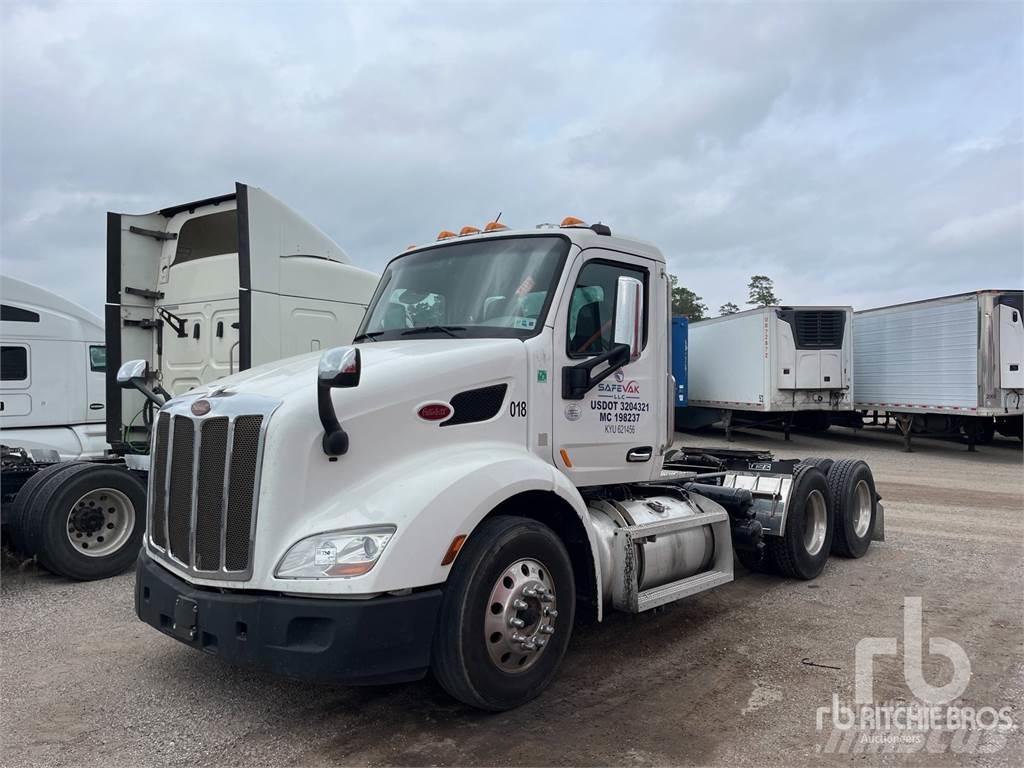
[670,274,778,321]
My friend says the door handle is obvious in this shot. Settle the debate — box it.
[627,446,653,462]
[89,403,104,410]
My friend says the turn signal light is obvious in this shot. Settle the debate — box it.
[561,216,586,227]
[441,534,467,566]
[484,221,508,232]
[437,230,457,240]
[459,226,481,236]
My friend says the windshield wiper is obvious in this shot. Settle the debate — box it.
[400,325,466,339]
[352,331,384,342]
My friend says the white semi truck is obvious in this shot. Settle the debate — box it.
[682,305,854,440]
[132,218,883,710]
[851,291,1024,450]
[3,183,377,581]
[0,276,108,461]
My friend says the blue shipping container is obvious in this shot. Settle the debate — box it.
[671,316,688,407]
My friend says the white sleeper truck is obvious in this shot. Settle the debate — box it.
[132,218,884,710]
[5,183,377,581]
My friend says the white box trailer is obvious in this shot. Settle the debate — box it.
[853,290,1024,450]
[684,306,853,440]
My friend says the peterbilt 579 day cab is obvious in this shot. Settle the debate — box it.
[4,184,377,581]
[132,218,884,710]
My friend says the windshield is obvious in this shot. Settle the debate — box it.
[356,236,570,341]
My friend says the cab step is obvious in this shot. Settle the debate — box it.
[611,508,733,613]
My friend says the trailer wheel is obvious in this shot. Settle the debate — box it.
[6,461,87,555]
[827,459,877,558]
[432,515,575,711]
[26,464,146,581]
[767,465,832,580]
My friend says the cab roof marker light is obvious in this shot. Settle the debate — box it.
[459,226,481,236]
[437,230,457,240]
[405,244,417,251]
[560,216,586,227]
[483,221,508,232]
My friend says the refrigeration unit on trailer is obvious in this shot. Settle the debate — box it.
[853,290,1024,450]
[5,183,378,581]
[131,216,884,711]
[682,306,854,440]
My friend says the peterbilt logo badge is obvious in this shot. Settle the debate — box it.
[191,400,211,416]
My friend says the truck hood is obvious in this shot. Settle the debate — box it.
[185,338,525,404]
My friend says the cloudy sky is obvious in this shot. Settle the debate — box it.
[2,0,1021,319]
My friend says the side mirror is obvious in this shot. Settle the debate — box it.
[613,276,643,362]
[116,359,167,407]
[317,346,361,457]
[116,359,148,386]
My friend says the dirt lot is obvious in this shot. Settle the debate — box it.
[2,425,1022,767]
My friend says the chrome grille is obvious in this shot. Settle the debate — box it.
[148,394,277,580]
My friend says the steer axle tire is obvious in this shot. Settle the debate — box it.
[767,464,832,580]
[26,464,146,581]
[432,515,575,711]
[827,459,878,558]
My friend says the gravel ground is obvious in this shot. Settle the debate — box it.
[2,424,1022,767]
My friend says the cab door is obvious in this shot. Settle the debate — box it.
[552,250,664,485]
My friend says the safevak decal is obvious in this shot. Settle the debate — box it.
[590,370,649,435]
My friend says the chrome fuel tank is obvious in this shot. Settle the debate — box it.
[588,494,718,601]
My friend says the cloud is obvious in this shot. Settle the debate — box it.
[1,0,1021,320]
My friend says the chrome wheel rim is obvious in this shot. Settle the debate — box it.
[853,480,872,538]
[484,558,557,674]
[66,488,135,557]
[802,489,828,557]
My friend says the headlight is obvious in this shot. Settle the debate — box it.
[275,526,396,579]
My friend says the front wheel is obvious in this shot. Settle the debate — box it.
[432,516,575,711]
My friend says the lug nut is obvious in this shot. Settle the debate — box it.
[540,593,554,603]
[544,608,558,618]
[540,625,555,635]
[512,599,528,610]
[511,632,526,643]
[509,617,525,628]
[522,641,537,651]
[535,637,547,648]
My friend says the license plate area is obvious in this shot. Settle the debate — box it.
[172,596,198,642]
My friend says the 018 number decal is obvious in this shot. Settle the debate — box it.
[509,400,527,418]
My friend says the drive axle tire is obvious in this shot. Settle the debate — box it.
[6,461,87,555]
[432,515,575,711]
[827,459,877,558]
[801,457,834,474]
[27,464,146,581]
[767,465,832,580]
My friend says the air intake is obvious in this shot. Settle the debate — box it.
[442,384,508,427]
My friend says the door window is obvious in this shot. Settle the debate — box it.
[567,261,647,357]
[89,345,106,372]
[1,346,28,382]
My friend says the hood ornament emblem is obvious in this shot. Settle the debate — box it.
[191,399,212,416]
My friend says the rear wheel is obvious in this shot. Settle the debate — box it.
[27,464,146,580]
[828,459,877,558]
[767,465,832,580]
[432,516,575,711]
[6,461,87,555]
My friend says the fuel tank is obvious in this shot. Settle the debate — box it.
[588,494,718,601]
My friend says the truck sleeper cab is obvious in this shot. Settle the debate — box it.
[134,218,883,710]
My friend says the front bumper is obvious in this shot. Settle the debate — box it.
[135,551,443,685]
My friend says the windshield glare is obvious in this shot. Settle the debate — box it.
[358,236,569,340]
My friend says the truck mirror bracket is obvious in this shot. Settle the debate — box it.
[317,347,361,456]
[561,344,630,400]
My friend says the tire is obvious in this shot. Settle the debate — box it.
[27,464,146,580]
[801,457,834,474]
[6,461,87,555]
[827,459,877,559]
[432,515,575,711]
[767,465,832,580]
[735,545,768,573]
